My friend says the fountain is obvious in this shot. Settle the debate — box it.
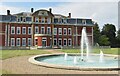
[29,27,118,70]
[64,53,68,60]
[80,27,90,61]
[73,56,77,64]
[99,50,104,63]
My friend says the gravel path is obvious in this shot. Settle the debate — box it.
[2,50,119,74]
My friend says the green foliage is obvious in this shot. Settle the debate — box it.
[101,24,116,46]
[116,29,120,47]
[98,35,110,46]
[93,22,101,45]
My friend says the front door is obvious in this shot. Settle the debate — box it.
[42,38,46,47]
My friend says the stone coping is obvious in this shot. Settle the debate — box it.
[28,53,119,71]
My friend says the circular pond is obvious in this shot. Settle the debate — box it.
[29,54,119,70]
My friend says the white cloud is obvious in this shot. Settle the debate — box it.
[0,2,118,31]
[0,5,28,15]
[1,0,119,2]
[50,2,118,30]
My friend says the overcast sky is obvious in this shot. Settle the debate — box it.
[0,1,119,31]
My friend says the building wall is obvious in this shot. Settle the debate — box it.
[0,22,93,48]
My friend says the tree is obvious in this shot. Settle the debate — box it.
[116,29,120,47]
[98,35,110,46]
[93,22,101,45]
[101,24,116,47]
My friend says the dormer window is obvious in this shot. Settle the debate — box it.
[63,19,66,24]
[18,18,20,22]
[82,20,86,25]
[20,17,23,22]
[23,18,26,22]
[35,17,39,22]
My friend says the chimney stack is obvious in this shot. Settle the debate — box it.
[49,8,52,13]
[7,10,10,15]
[31,8,34,13]
[68,13,71,18]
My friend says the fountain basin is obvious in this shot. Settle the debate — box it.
[28,53,119,71]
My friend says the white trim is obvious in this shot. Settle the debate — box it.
[28,27,32,35]
[59,28,62,35]
[54,28,57,35]
[16,38,20,46]
[68,38,72,46]
[63,38,67,46]
[17,27,21,34]
[35,26,39,34]
[68,28,72,35]
[63,28,67,35]
[41,27,45,34]
[47,27,51,34]
[22,38,26,46]
[11,26,15,34]
[11,38,15,46]
[22,27,26,34]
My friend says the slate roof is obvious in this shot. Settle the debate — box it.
[32,9,54,17]
[54,18,93,25]
[54,14,67,18]
[14,12,32,16]
[0,9,94,25]
[0,15,17,22]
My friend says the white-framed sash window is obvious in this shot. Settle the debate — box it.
[28,38,31,46]
[47,27,51,34]
[68,28,72,35]
[59,28,62,35]
[35,26,39,34]
[17,27,21,34]
[41,27,45,34]
[11,26,15,34]
[58,38,62,46]
[16,38,20,46]
[11,38,15,46]
[22,27,26,34]
[54,28,57,35]
[22,38,26,46]
[41,17,45,23]
[63,28,67,35]
[68,38,72,46]
[35,17,39,22]
[64,38,67,46]
[28,27,32,34]
[54,38,57,46]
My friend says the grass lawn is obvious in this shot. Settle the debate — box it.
[1,48,119,60]
[0,50,51,60]
[61,48,119,55]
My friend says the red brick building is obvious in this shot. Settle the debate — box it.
[0,8,94,48]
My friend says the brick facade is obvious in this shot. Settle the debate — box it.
[0,8,94,48]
